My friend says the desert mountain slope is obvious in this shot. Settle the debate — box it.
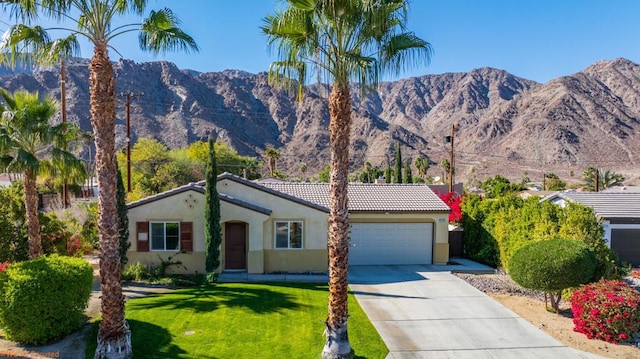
[1,57,638,184]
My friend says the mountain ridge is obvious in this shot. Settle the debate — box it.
[1,57,638,184]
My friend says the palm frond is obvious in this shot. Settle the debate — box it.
[138,8,198,55]
[380,32,432,76]
[0,24,52,67]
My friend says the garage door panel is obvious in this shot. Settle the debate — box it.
[349,223,433,265]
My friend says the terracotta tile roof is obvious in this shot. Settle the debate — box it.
[541,191,640,218]
[259,182,450,212]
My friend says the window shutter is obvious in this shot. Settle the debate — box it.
[136,222,149,252]
[180,222,193,252]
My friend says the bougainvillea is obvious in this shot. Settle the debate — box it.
[571,280,640,344]
[0,262,10,274]
[437,191,464,223]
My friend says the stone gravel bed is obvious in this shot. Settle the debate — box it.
[454,270,640,301]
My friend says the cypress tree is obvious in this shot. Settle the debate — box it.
[385,157,391,183]
[405,159,413,184]
[116,163,130,265]
[205,139,221,273]
[395,143,402,183]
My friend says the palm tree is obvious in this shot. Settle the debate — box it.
[582,166,624,192]
[0,89,85,259]
[414,156,430,179]
[262,1,431,357]
[0,2,197,357]
[440,158,451,184]
[264,147,280,177]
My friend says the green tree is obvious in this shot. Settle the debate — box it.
[582,167,624,192]
[358,162,383,183]
[318,165,331,183]
[558,202,612,280]
[0,2,198,356]
[509,239,596,312]
[481,175,524,198]
[0,182,28,262]
[263,1,431,356]
[544,173,566,191]
[0,89,85,259]
[404,158,412,183]
[440,158,450,184]
[116,163,130,266]
[414,156,430,179]
[385,158,392,184]
[205,139,221,273]
[394,143,402,184]
[264,147,280,177]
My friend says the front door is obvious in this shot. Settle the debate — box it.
[225,222,247,270]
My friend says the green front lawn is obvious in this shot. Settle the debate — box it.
[86,283,387,358]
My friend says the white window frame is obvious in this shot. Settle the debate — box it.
[274,221,304,249]
[150,221,181,252]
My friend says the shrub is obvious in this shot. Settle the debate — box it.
[122,261,152,281]
[571,280,640,344]
[0,255,93,345]
[508,238,596,312]
[0,263,10,274]
[40,212,72,255]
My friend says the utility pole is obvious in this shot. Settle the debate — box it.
[595,167,600,192]
[60,59,69,207]
[120,92,144,192]
[446,124,456,193]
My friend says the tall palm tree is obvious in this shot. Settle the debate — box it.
[440,158,450,184]
[414,156,430,179]
[0,88,85,259]
[264,146,280,177]
[0,2,197,357]
[263,1,431,357]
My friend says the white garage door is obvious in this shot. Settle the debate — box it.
[349,223,433,265]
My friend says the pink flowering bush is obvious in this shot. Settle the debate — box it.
[0,262,10,274]
[571,280,640,344]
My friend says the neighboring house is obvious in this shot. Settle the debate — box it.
[541,191,640,267]
[601,186,640,193]
[126,172,451,274]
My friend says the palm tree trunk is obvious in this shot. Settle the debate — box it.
[90,42,132,359]
[23,170,41,259]
[322,83,353,359]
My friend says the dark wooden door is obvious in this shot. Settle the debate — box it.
[225,222,247,270]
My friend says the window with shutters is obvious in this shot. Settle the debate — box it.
[150,222,180,251]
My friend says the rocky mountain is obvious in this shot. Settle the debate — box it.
[1,57,639,184]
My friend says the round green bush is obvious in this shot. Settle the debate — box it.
[0,255,93,345]
[508,239,596,293]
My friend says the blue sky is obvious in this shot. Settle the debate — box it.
[4,0,640,83]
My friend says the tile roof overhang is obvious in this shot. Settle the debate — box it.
[541,191,640,219]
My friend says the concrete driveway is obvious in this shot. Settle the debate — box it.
[349,264,603,359]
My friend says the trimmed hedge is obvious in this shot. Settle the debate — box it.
[0,255,93,344]
[509,238,596,312]
[509,239,596,292]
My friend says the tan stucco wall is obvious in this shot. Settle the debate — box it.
[127,251,206,274]
[218,178,329,273]
[126,190,207,274]
[350,212,450,265]
[264,249,328,273]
